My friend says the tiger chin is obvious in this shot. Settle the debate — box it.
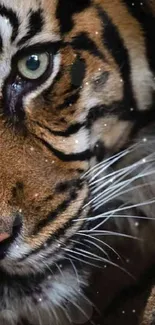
[0,0,154,324]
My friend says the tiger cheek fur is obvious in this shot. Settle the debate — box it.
[0,0,154,325]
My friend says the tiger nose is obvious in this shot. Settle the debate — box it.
[0,233,10,242]
[0,215,22,259]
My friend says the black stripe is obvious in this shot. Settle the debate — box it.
[15,41,61,59]
[56,0,91,34]
[34,182,83,233]
[96,6,137,111]
[55,55,86,110]
[56,92,80,110]
[0,4,19,42]
[123,0,155,73]
[67,32,105,60]
[56,178,81,193]
[87,101,155,127]
[87,102,127,126]
[71,55,86,87]
[36,121,85,137]
[18,201,86,262]
[36,136,91,161]
[17,9,44,46]
[43,55,85,106]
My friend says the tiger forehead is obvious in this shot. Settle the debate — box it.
[0,0,60,44]
[0,0,57,15]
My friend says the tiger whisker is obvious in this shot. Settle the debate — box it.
[68,258,80,287]
[75,238,110,260]
[89,151,155,187]
[94,197,155,219]
[77,233,122,260]
[70,238,110,258]
[66,251,134,279]
[88,160,155,208]
[79,213,155,223]
[78,230,140,241]
[83,142,140,180]
[82,147,131,179]
[85,141,150,182]
[65,253,102,269]
[64,247,102,262]
[93,177,155,210]
[87,149,132,182]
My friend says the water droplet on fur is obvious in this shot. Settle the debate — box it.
[120,79,123,83]
[104,123,107,127]
[130,107,134,111]
[126,258,130,263]
[143,138,147,142]
[95,31,99,35]
[59,264,63,268]
[135,222,139,227]
[4,18,9,24]
[52,160,55,164]
[132,2,135,6]
[142,158,146,163]
[85,82,89,86]
[43,243,47,248]
[122,310,125,314]
[30,147,34,151]
[104,265,107,268]
[75,140,79,144]
[19,209,22,213]
[16,245,19,249]
[37,297,43,303]
[98,68,101,71]
[132,309,136,313]
[47,275,52,280]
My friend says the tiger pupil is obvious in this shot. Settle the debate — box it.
[26,55,40,71]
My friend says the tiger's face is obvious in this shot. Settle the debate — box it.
[0,0,155,324]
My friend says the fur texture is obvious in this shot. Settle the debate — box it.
[0,0,154,324]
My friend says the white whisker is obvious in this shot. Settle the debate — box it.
[65,253,102,269]
[77,239,110,260]
[78,230,140,240]
[77,233,122,260]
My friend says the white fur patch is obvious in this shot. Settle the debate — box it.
[0,267,90,325]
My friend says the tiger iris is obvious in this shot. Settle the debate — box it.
[0,0,154,324]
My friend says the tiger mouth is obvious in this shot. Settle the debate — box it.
[0,215,22,260]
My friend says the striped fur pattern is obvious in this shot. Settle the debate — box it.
[0,0,154,324]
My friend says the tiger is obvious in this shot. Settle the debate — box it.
[0,0,155,324]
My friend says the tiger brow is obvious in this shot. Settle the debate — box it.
[0,4,19,42]
[17,9,44,47]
